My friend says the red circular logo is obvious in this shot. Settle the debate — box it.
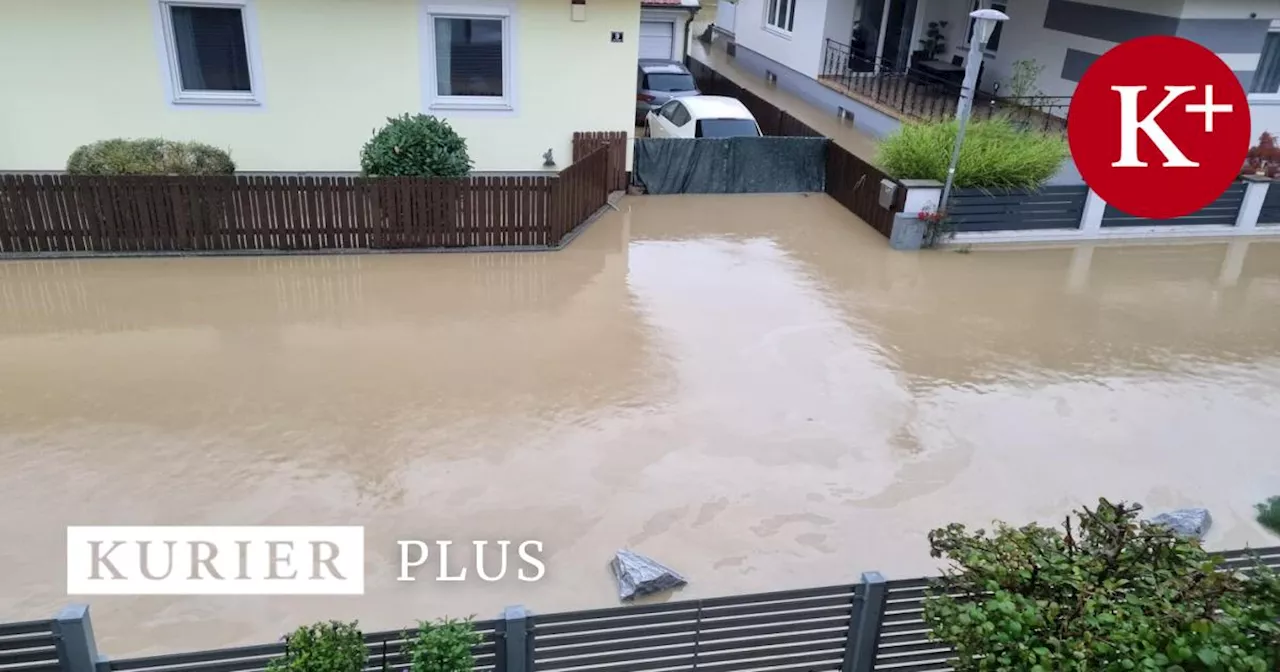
[1068,35,1251,220]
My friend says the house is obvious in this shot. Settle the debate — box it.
[711,0,1280,152]
[0,0,644,173]
[641,0,702,61]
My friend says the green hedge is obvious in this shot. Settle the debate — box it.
[360,114,472,178]
[876,117,1068,190]
[67,138,235,175]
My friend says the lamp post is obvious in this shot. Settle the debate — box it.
[938,7,1009,212]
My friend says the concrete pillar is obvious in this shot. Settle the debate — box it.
[1080,188,1106,236]
[1236,177,1271,232]
[898,179,943,216]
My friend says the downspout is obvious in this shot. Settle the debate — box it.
[684,5,698,61]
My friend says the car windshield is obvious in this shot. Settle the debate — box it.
[644,73,697,92]
[695,118,760,138]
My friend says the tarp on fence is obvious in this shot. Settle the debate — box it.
[633,137,827,195]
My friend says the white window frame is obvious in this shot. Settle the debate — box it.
[422,2,516,113]
[763,0,796,37]
[153,0,264,106]
[1248,21,1280,102]
[963,0,1006,56]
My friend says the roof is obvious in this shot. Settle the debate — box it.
[642,0,700,8]
[638,60,690,73]
[679,95,754,120]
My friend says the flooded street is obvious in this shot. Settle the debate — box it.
[2,193,1279,656]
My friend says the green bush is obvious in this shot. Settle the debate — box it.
[266,621,366,672]
[1258,496,1280,535]
[876,117,1067,190]
[405,617,482,672]
[66,138,235,175]
[360,114,472,178]
[925,498,1280,671]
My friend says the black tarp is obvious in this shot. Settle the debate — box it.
[633,137,827,195]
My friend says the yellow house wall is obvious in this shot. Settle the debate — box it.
[0,0,639,172]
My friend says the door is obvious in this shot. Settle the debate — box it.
[639,21,675,60]
[880,0,917,71]
[850,0,883,71]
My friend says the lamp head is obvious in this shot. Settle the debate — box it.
[969,8,1009,44]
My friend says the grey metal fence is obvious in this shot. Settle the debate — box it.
[949,185,1092,232]
[1102,182,1247,227]
[23,545,1280,672]
[1260,181,1280,225]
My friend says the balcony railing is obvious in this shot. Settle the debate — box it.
[819,38,1071,137]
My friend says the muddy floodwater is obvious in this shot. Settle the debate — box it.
[2,194,1280,656]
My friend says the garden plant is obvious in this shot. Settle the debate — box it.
[924,498,1280,671]
[361,113,473,178]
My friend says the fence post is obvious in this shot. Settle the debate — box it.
[502,605,530,672]
[1079,188,1106,236]
[1235,177,1270,231]
[844,571,887,672]
[54,605,106,672]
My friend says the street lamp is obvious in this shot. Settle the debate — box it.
[939,7,1009,212]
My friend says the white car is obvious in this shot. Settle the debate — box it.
[645,95,763,139]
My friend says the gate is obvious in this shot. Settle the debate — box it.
[633,137,828,195]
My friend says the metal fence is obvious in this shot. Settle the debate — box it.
[949,185,1092,232]
[1263,181,1280,225]
[19,546,1279,672]
[0,138,625,257]
[817,38,1071,136]
[1102,182,1247,227]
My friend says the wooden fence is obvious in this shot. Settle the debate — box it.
[0,143,621,256]
[825,144,904,237]
[572,131,629,193]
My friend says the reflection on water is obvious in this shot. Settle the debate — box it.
[1,194,1278,656]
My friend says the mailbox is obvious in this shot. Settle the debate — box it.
[877,178,898,209]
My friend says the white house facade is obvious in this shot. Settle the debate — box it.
[714,0,1280,148]
[0,0,643,173]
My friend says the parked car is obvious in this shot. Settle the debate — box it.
[636,60,700,124]
[644,96,763,139]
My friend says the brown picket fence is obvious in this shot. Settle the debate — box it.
[0,143,621,255]
[572,131,629,192]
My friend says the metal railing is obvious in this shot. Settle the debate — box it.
[19,545,1279,672]
[820,38,1072,136]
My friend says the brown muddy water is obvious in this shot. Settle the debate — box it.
[2,194,1280,656]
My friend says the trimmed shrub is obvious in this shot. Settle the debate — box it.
[360,114,472,178]
[925,499,1280,671]
[266,621,366,672]
[876,117,1068,190]
[405,617,482,672]
[66,138,235,175]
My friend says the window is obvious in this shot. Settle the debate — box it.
[427,5,513,111]
[965,1,1006,53]
[643,72,697,93]
[765,0,796,34]
[670,103,691,126]
[158,1,259,105]
[660,101,680,120]
[1251,24,1280,96]
[696,118,761,138]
